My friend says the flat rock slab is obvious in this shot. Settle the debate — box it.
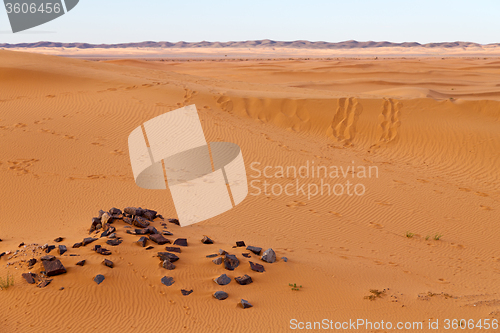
[94,274,105,285]
[54,237,64,243]
[181,289,193,296]
[235,274,253,285]
[162,231,173,236]
[246,246,262,255]
[22,272,37,284]
[206,254,218,258]
[224,254,240,271]
[157,252,179,262]
[249,261,265,273]
[213,291,228,300]
[82,238,98,246]
[236,241,246,247]
[168,218,180,225]
[261,248,276,263]
[76,260,86,266]
[242,253,251,258]
[165,247,181,253]
[103,259,114,268]
[40,255,55,261]
[173,238,188,247]
[145,246,154,250]
[58,245,67,255]
[241,299,253,309]
[72,242,82,248]
[214,274,231,286]
[106,239,122,246]
[161,276,174,286]
[149,234,170,245]
[42,259,67,276]
[38,279,52,288]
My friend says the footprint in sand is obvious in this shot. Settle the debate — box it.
[286,200,307,208]
[369,222,384,229]
[475,192,489,197]
[14,123,27,128]
[110,149,125,155]
[479,205,492,210]
[328,211,342,217]
[458,187,471,192]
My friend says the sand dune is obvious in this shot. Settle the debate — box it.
[0,50,499,332]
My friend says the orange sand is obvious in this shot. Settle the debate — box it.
[0,50,499,332]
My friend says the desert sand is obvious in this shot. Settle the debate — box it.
[0,50,499,332]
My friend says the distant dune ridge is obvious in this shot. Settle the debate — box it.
[1,39,499,49]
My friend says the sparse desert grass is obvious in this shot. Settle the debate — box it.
[364,289,386,301]
[405,231,415,238]
[0,272,14,290]
[289,283,302,291]
[434,233,443,240]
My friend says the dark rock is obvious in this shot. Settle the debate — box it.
[246,246,262,255]
[236,241,245,247]
[219,249,227,255]
[201,236,213,244]
[123,216,134,225]
[109,207,122,215]
[213,291,228,300]
[124,207,145,216]
[133,228,148,235]
[162,259,176,270]
[40,255,55,261]
[143,209,157,221]
[106,239,122,246]
[261,248,276,263]
[59,287,64,291]
[145,246,154,250]
[214,274,231,285]
[123,225,131,229]
[241,299,253,309]
[242,253,251,258]
[69,254,78,256]
[94,274,105,285]
[82,237,98,246]
[93,244,101,251]
[95,223,102,230]
[76,260,85,266]
[38,279,52,288]
[91,217,101,227]
[111,214,123,220]
[72,242,82,248]
[101,226,116,237]
[137,237,148,247]
[164,246,181,253]
[133,216,150,228]
[42,259,67,276]
[162,231,173,236]
[97,210,107,218]
[102,259,114,268]
[22,272,37,284]
[54,237,64,243]
[108,233,117,238]
[0,252,5,259]
[145,226,159,234]
[28,258,37,266]
[96,247,112,255]
[249,261,265,273]
[58,245,67,255]
[45,245,56,253]
[168,218,180,225]
[281,257,288,262]
[161,276,174,286]
[157,214,164,220]
[206,254,218,258]
[181,289,193,296]
[157,252,179,262]
[212,257,222,265]
[149,234,170,245]
[235,274,253,285]
[173,238,187,247]
[224,254,239,271]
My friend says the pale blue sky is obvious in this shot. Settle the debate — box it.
[0,0,498,44]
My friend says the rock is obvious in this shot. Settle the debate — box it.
[108,233,117,238]
[0,252,5,259]
[143,209,157,221]
[261,248,276,263]
[93,244,101,251]
[133,216,150,228]
[82,237,98,246]
[45,245,56,253]
[149,234,170,245]
[91,217,101,227]
[224,254,239,271]
[157,252,179,262]
[242,253,251,258]
[162,231,173,236]
[124,207,145,216]
[241,299,253,309]
[38,279,52,288]
[281,257,288,262]
[137,237,148,247]
[214,274,231,285]
[112,214,123,220]
[123,217,134,225]
[28,258,37,266]
[72,242,82,248]
[145,246,154,250]
[161,276,174,286]
[235,274,253,285]
[22,272,37,284]
[246,246,262,255]
[162,259,176,270]
[102,259,114,268]
[164,246,181,253]
[54,237,64,243]
[97,210,107,218]
[94,274,105,285]
[212,257,223,265]
[236,241,245,247]
[206,254,218,258]
[109,207,122,215]
[95,223,102,230]
[101,212,111,225]
[76,260,85,266]
[249,261,265,273]
[145,226,159,234]
[59,287,64,291]
[181,289,193,296]
[168,218,180,225]
[201,236,213,244]
[101,226,116,237]
[40,255,55,261]
[42,259,67,276]
[96,247,112,255]
[58,245,67,255]
[134,228,149,235]
[106,239,122,246]
[219,249,227,255]
[213,291,229,300]
[173,238,188,247]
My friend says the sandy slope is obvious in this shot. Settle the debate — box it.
[0,50,499,332]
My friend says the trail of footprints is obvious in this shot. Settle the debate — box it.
[327,97,363,146]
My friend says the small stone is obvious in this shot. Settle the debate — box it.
[242,253,251,258]
[201,236,213,244]
[173,238,187,247]
[58,245,67,255]
[28,258,37,266]
[149,234,170,245]
[96,247,112,255]
[143,209,157,221]
[212,257,223,265]
[145,246,154,250]
[161,276,174,286]
[224,254,239,271]
[206,254,218,258]
[162,231,173,236]
[97,210,107,218]
[134,228,148,235]
[214,274,231,285]
[123,217,134,225]
[106,239,122,246]
[102,259,114,268]
[94,274,105,285]
[281,257,288,262]
[72,242,82,248]
[235,274,253,285]
[246,246,262,255]
[241,299,253,309]
[137,237,147,247]
[213,291,229,300]
[22,272,37,284]
[249,261,265,273]
[124,207,145,216]
[82,237,98,246]
[45,245,56,253]
[145,226,159,234]
[162,259,176,270]
[95,223,102,230]
[40,255,55,261]
[168,218,180,225]
[219,249,227,255]
[109,207,122,215]
[91,217,101,227]
[59,287,64,291]
[0,252,5,259]
[54,237,64,243]
[157,252,179,262]
[108,233,117,238]
[38,279,52,288]
[236,241,245,247]
[42,259,67,276]
[181,289,193,296]
[101,212,111,225]
[261,248,276,263]
[164,246,181,253]
[76,260,85,266]
[133,216,150,228]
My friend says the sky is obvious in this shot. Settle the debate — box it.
[0,0,498,44]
